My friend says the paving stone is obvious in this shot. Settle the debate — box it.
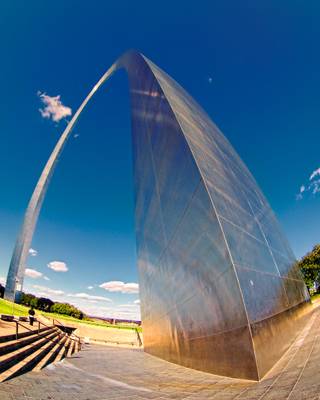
[0,305,320,399]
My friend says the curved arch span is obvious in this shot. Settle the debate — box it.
[5,51,310,380]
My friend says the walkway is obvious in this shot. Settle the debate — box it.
[0,303,319,400]
[0,320,42,337]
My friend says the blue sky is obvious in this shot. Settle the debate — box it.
[0,1,319,319]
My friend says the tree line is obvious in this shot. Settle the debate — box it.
[296,244,320,294]
[20,292,85,319]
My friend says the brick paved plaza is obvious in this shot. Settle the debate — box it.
[0,303,319,400]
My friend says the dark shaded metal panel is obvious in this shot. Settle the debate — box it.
[141,248,258,379]
[251,301,311,378]
[145,319,258,380]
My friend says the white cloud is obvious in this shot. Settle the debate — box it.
[99,281,139,294]
[309,168,320,181]
[47,261,68,272]
[0,276,5,285]
[297,167,320,199]
[296,185,306,200]
[29,248,38,257]
[87,286,94,290]
[311,180,320,195]
[24,269,49,281]
[78,303,141,320]
[25,268,43,279]
[38,92,72,122]
[133,299,140,305]
[117,304,140,309]
[32,284,64,296]
[67,293,112,302]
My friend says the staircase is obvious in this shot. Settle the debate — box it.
[0,318,81,382]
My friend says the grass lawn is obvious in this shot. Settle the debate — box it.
[41,311,142,331]
[0,298,29,316]
[311,293,320,302]
[0,298,141,332]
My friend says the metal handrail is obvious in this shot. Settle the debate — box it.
[1,313,81,352]
[37,316,81,349]
[50,317,82,348]
[51,317,82,343]
[14,320,69,351]
[135,328,143,347]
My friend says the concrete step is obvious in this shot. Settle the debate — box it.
[0,333,63,382]
[0,325,53,343]
[67,338,75,357]
[0,321,81,381]
[0,327,58,356]
[54,337,70,363]
[33,335,66,372]
[0,330,59,373]
[74,339,80,352]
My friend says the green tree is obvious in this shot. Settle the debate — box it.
[20,293,36,306]
[37,297,54,311]
[50,302,83,319]
[297,244,320,292]
[30,297,39,308]
[19,292,85,319]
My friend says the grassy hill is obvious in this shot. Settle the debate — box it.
[0,298,141,331]
[0,298,29,316]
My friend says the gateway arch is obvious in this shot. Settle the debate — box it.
[5,51,310,380]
